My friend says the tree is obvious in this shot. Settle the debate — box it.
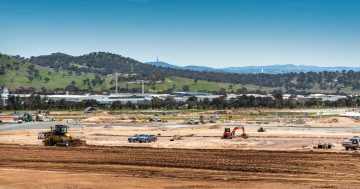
[27,75,34,82]
[27,64,35,71]
[182,85,190,92]
[237,87,248,94]
[218,88,227,96]
[111,101,123,109]
[44,77,50,82]
[211,96,228,109]
[164,96,177,109]
[125,101,134,109]
[273,90,284,108]
[172,84,177,92]
[65,85,79,92]
[139,99,151,109]
[0,66,5,75]
[186,96,198,109]
[151,97,164,109]
[0,98,4,110]
[81,99,98,108]
[41,87,47,94]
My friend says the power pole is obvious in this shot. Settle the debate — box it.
[141,80,144,95]
[114,73,119,94]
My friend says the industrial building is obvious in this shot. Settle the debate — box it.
[1,88,352,106]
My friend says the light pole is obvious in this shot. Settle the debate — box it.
[127,80,145,95]
[114,73,120,94]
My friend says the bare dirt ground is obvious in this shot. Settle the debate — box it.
[0,144,359,189]
[1,108,360,188]
[0,123,358,151]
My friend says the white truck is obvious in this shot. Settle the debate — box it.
[342,136,360,150]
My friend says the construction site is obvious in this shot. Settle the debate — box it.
[0,108,360,188]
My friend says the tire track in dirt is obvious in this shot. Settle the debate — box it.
[0,144,359,184]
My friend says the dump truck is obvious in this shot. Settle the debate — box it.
[43,125,86,147]
[342,136,360,150]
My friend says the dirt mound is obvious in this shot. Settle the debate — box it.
[82,115,133,123]
[209,125,221,129]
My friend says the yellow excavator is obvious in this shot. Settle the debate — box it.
[43,125,86,147]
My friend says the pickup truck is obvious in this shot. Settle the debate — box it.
[209,118,218,123]
[37,131,45,139]
[138,134,157,143]
[128,134,144,143]
[342,136,360,150]
[188,119,200,124]
[149,117,162,122]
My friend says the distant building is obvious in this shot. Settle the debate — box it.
[3,89,351,107]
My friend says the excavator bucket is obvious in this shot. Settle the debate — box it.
[240,133,248,139]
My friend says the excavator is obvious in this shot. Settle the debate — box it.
[43,125,86,147]
[222,126,247,139]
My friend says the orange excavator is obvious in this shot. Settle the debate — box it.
[222,126,247,139]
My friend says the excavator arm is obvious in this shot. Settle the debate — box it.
[231,126,246,138]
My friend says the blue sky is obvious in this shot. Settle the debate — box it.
[0,0,359,67]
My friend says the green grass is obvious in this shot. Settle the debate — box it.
[0,55,112,91]
[0,54,274,93]
[122,77,274,93]
[1,53,359,94]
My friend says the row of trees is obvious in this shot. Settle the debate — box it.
[1,95,359,111]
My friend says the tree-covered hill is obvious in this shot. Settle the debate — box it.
[1,53,265,94]
[1,52,360,94]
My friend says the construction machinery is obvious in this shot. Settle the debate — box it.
[222,126,247,139]
[43,125,86,147]
[20,113,35,122]
[342,136,360,150]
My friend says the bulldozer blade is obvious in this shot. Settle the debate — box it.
[70,139,87,147]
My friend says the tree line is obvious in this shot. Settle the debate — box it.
[1,94,359,111]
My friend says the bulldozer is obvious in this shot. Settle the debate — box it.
[43,125,86,147]
[221,126,248,139]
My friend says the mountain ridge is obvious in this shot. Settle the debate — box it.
[145,61,360,74]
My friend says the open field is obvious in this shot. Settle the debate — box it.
[1,108,360,151]
[1,122,360,151]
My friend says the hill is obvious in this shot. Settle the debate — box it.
[0,53,111,93]
[221,64,360,74]
[146,61,360,74]
[145,61,217,72]
[1,52,360,94]
[2,53,262,94]
[146,61,180,69]
[183,65,217,72]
